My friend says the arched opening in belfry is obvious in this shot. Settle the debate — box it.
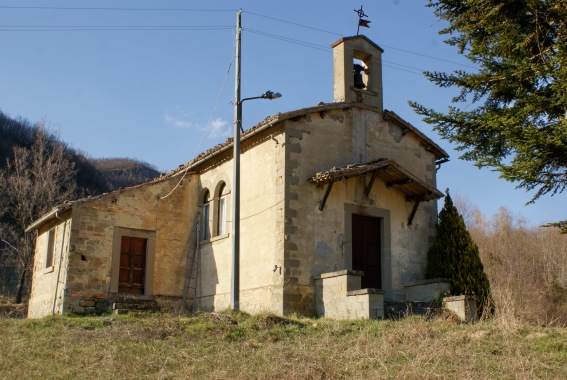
[353,58,368,90]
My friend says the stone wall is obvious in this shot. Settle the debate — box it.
[60,175,198,316]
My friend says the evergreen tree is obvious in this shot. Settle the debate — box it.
[426,190,491,302]
[410,0,567,227]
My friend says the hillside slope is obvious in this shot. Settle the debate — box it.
[0,110,163,298]
[0,110,162,196]
[0,110,111,196]
[0,312,565,379]
[91,157,162,190]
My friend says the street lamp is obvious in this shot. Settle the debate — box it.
[237,91,283,132]
[231,89,282,311]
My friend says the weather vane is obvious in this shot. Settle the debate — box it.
[354,5,371,35]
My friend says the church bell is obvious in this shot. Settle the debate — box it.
[353,63,366,89]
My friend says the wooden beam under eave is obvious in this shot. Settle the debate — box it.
[387,178,412,187]
[319,181,334,211]
[408,200,421,226]
[365,171,377,196]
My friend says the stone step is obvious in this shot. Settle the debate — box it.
[110,295,160,314]
[110,294,155,304]
[384,301,443,319]
[112,302,160,311]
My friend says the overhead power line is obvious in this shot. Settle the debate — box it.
[161,32,236,199]
[246,29,426,75]
[0,26,233,32]
[0,25,232,28]
[0,6,477,71]
[246,29,330,53]
[244,11,341,37]
[0,6,236,12]
[383,46,476,69]
[383,64,422,76]
[244,11,477,70]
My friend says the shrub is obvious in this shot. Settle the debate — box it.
[426,190,491,305]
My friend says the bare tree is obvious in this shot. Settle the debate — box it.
[452,193,480,229]
[0,126,77,303]
[467,206,567,326]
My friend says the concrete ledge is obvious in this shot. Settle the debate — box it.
[404,278,450,287]
[347,288,384,296]
[347,291,384,319]
[443,295,477,322]
[404,279,450,302]
[443,295,468,302]
[313,270,364,280]
[314,270,383,320]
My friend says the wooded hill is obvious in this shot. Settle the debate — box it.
[0,110,162,196]
[91,157,163,190]
[0,110,163,298]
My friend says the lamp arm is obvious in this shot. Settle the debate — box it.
[239,96,264,104]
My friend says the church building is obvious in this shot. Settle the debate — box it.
[26,35,450,319]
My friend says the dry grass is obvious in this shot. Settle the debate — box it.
[0,311,565,379]
[454,197,567,327]
[0,295,26,319]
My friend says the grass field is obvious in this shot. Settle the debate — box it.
[1,311,566,379]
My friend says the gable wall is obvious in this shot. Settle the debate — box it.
[282,107,439,314]
[196,127,286,314]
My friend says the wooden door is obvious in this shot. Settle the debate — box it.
[352,214,382,289]
[119,236,147,294]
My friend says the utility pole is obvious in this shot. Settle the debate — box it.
[231,9,242,311]
[230,9,281,312]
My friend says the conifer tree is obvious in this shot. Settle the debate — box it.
[410,0,567,228]
[426,190,491,302]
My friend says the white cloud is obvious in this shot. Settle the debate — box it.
[206,117,231,138]
[164,112,194,129]
[164,110,231,140]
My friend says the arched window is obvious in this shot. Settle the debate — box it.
[216,183,228,236]
[202,189,211,240]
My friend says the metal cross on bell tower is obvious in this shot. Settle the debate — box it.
[354,5,371,35]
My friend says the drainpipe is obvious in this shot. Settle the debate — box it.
[52,210,67,315]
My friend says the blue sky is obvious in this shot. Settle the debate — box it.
[0,0,564,227]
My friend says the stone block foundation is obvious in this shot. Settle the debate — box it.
[314,270,384,320]
[443,295,477,322]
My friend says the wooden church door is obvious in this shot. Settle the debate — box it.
[352,214,382,289]
[118,236,147,294]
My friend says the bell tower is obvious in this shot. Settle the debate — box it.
[331,35,384,113]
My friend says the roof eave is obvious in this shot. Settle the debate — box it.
[25,205,71,232]
[309,158,444,202]
[383,110,449,160]
[330,35,385,53]
[168,102,353,176]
